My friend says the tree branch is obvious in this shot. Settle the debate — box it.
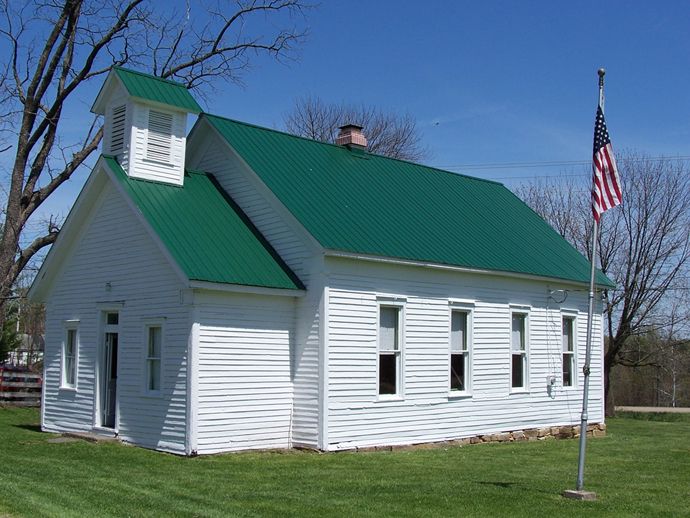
[8,226,59,284]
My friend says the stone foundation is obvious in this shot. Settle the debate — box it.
[354,423,606,452]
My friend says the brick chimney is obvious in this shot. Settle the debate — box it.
[336,124,368,150]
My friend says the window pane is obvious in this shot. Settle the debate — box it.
[511,354,524,388]
[148,359,161,390]
[65,356,75,386]
[379,353,397,394]
[563,353,573,386]
[66,330,76,356]
[109,336,118,380]
[64,329,76,387]
[148,327,161,357]
[450,311,467,352]
[106,312,119,325]
[562,318,574,352]
[379,307,399,351]
[512,314,525,351]
[450,353,465,391]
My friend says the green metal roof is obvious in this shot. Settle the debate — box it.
[205,114,612,287]
[102,156,302,290]
[112,67,202,113]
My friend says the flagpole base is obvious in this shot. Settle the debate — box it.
[562,490,597,501]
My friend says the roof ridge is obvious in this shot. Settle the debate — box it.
[202,113,503,186]
[113,66,188,88]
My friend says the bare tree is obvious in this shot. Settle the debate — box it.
[284,95,427,161]
[516,152,690,414]
[611,327,690,408]
[0,0,309,330]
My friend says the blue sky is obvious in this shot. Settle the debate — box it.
[17,0,690,226]
[235,1,690,172]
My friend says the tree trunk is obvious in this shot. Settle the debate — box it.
[0,245,19,334]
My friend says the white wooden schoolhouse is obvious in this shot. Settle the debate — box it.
[29,68,610,455]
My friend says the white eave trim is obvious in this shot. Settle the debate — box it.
[324,249,595,289]
[189,280,305,298]
[100,157,190,287]
[28,160,109,301]
[91,71,120,114]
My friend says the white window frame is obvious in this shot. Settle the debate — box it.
[510,308,530,392]
[143,320,165,396]
[376,298,405,400]
[561,313,577,388]
[449,302,474,397]
[61,320,79,390]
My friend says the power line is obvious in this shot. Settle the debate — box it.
[480,172,590,182]
[436,155,690,172]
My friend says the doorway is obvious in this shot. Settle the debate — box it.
[100,311,119,429]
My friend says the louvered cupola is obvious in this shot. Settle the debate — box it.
[91,67,201,186]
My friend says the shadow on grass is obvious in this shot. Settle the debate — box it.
[477,481,517,489]
[14,423,43,433]
[616,412,690,423]
[476,480,562,497]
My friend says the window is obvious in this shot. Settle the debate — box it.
[146,109,173,163]
[109,104,126,154]
[378,305,402,395]
[62,327,78,389]
[562,316,576,387]
[146,326,162,393]
[511,312,528,390]
[450,310,470,392]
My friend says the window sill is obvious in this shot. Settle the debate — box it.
[448,391,472,399]
[59,386,77,393]
[510,388,530,395]
[376,394,404,403]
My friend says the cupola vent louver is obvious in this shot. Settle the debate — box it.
[146,110,173,163]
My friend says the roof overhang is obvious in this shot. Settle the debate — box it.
[91,69,201,115]
[189,280,305,298]
[91,71,124,115]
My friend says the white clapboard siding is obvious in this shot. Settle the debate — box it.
[191,128,323,448]
[324,257,603,450]
[290,283,323,447]
[195,295,294,453]
[42,182,191,454]
[127,102,187,185]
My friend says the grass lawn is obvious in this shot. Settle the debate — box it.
[0,409,688,517]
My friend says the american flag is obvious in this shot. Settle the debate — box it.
[591,105,622,222]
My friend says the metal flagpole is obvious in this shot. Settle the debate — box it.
[574,68,605,496]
